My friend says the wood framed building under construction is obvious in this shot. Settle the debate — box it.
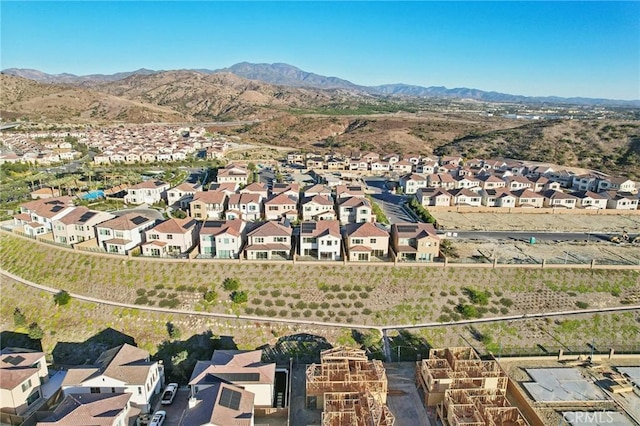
[306,347,394,426]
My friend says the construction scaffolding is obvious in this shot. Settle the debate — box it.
[306,347,394,426]
[437,388,529,426]
[416,347,508,407]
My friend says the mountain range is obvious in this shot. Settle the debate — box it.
[4,62,639,107]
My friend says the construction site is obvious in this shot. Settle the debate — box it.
[305,347,395,426]
[415,347,528,426]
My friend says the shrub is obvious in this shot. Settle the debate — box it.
[456,304,479,319]
[275,299,286,307]
[53,290,71,306]
[291,311,301,318]
[279,310,288,317]
[13,308,26,327]
[270,290,281,298]
[155,284,165,290]
[291,293,301,299]
[500,307,509,314]
[223,278,240,291]
[266,309,277,317]
[499,298,513,307]
[245,307,255,315]
[159,299,179,309]
[251,298,262,305]
[254,307,265,316]
[362,308,372,315]
[575,301,589,309]
[309,302,319,309]
[147,289,157,297]
[349,293,358,300]
[259,290,268,296]
[337,292,347,300]
[320,302,330,309]
[135,296,149,305]
[231,291,248,304]
[354,301,364,308]
[136,288,146,296]
[176,285,187,292]
[264,300,273,307]
[303,310,312,317]
[343,285,353,292]
[316,310,324,317]
[353,285,362,292]
[157,291,167,298]
[28,322,44,340]
[204,290,218,303]
[359,292,370,299]
[463,287,489,305]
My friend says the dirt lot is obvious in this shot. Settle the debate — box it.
[433,211,640,233]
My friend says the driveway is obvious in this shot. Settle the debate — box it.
[370,192,415,224]
[149,387,188,426]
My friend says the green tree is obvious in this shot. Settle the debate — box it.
[13,308,26,328]
[54,290,72,306]
[222,277,240,292]
[28,322,44,340]
[204,290,218,303]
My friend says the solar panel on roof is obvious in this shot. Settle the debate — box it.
[50,206,64,212]
[215,372,261,382]
[219,387,242,410]
[130,216,148,225]
[4,355,25,366]
[300,223,316,233]
[397,225,418,233]
[78,212,97,223]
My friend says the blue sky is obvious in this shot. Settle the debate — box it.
[1,1,638,100]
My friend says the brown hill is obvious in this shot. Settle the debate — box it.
[0,74,186,123]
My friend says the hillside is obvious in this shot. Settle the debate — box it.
[0,74,186,123]
[434,119,640,179]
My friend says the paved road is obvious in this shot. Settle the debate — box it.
[444,230,617,243]
[369,192,415,224]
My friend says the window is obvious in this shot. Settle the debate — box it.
[99,229,111,236]
[370,238,376,244]
[357,253,369,261]
[256,251,268,259]
[21,379,32,392]
[26,390,40,406]
[138,387,142,395]
[352,238,363,245]
[254,237,264,244]
[167,234,173,240]
[326,240,333,246]
[268,206,278,211]
[115,231,124,239]
[223,238,230,244]
[274,237,287,243]
[149,234,159,240]
[90,387,100,394]
[111,387,116,393]
[303,237,316,244]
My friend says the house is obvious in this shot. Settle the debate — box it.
[542,190,578,209]
[547,169,575,188]
[52,207,115,245]
[95,213,156,255]
[183,382,254,426]
[529,176,550,193]
[30,187,61,200]
[454,176,480,190]
[337,197,374,225]
[448,188,481,207]
[361,152,380,163]
[263,194,298,221]
[416,188,451,207]
[271,183,300,201]
[299,220,342,260]
[0,349,49,420]
[343,222,390,262]
[189,350,275,407]
[334,185,366,199]
[240,182,269,199]
[209,182,239,196]
[427,173,456,190]
[189,191,228,220]
[167,182,201,209]
[415,160,437,175]
[217,164,249,185]
[392,160,413,174]
[597,177,636,194]
[142,218,199,257]
[494,189,517,208]
[371,161,390,173]
[303,184,333,198]
[572,174,600,192]
[571,191,608,209]
[37,393,139,426]
[226,193,263,221]
[300,195,336,221]
[504,175,533,191]
[399,174,428,195]
[478,175,506,190]
[383,154,400,165]
[306,156,325,170]
[244,221,292,260]
[123,180,169,205]
[605,192,639,210]
[391,222,440,262]
[511,188,545,208]
[60,344,163,414]
[15,196,75,234]
[439,156,463,166]
[199,220,245,259]
[287,152,305,164]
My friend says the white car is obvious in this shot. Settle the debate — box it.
[149,410,166,426]
[161,382,178,405]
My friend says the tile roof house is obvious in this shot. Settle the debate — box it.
[189,191,228,220]
[208,182,239,196]
[337,196,374,225]
[182,381,254,426]
[604,191,639,210]
[300,195,336,221]
[303,184,333,198]
[263,194,298,221]
[36,393,139,426]
[51,207,115,245]
[427,173,456,190]
[448,188,481,207]
[217,164,249,186]
[335,185,365,199]
[478,174,507,190]
[511,188,545,208]
[541,190,578,209]
[271,183,300,201]
[226,193,263,221]
[597,177,636,194]
[189,350,275,407]
[60,344,163,414]
[30,187,61,200]
[95,213,156,255]
[244,221,293,260]
[199,220,246,259]
[240,182,269,199]
[123,180,169,205]
[167,182,201,209]
[399,174,428,195]
[343,222,390,262]
[391,222,440,262]
[142,218,199,257]
[299,220,342,260]
[416,188,451,208]
[15,196,75,235]
[0,349,49,418]
[571,191,608,209]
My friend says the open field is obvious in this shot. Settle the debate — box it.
[433,211,640,233]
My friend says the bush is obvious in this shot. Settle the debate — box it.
[575,301,589,309]
[316,310,324,317]
[223,278,240,291]
[337,292,347,300]
[204,290,218,303]
[264,300,273,307]
[359,292,369,299]
[155,284,165,290]
[354,301,364,308]
[147,289,157,297]
[231,291,248,304]
[291,311,301,318]
[270,290,281,298]
[275,299,286,307]
[54,290,71,306]
[362,308,372,315]
[456,304,479,319]
[303,310,312,317]
[159,299,179,309]
[463,288,489,305]
[28,322,44,340]
[245,307,255,315]
[320,302,330,309]
[309,302,319,309]
[135,296,149,305]
[279,310,288,317]
[136,288,146,296]
[13,308,26,327]
[499,298,513,307]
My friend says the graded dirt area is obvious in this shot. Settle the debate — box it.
[433,211,640,233]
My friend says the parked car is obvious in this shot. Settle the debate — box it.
[149,410,166,426]
[161,382,178,405]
